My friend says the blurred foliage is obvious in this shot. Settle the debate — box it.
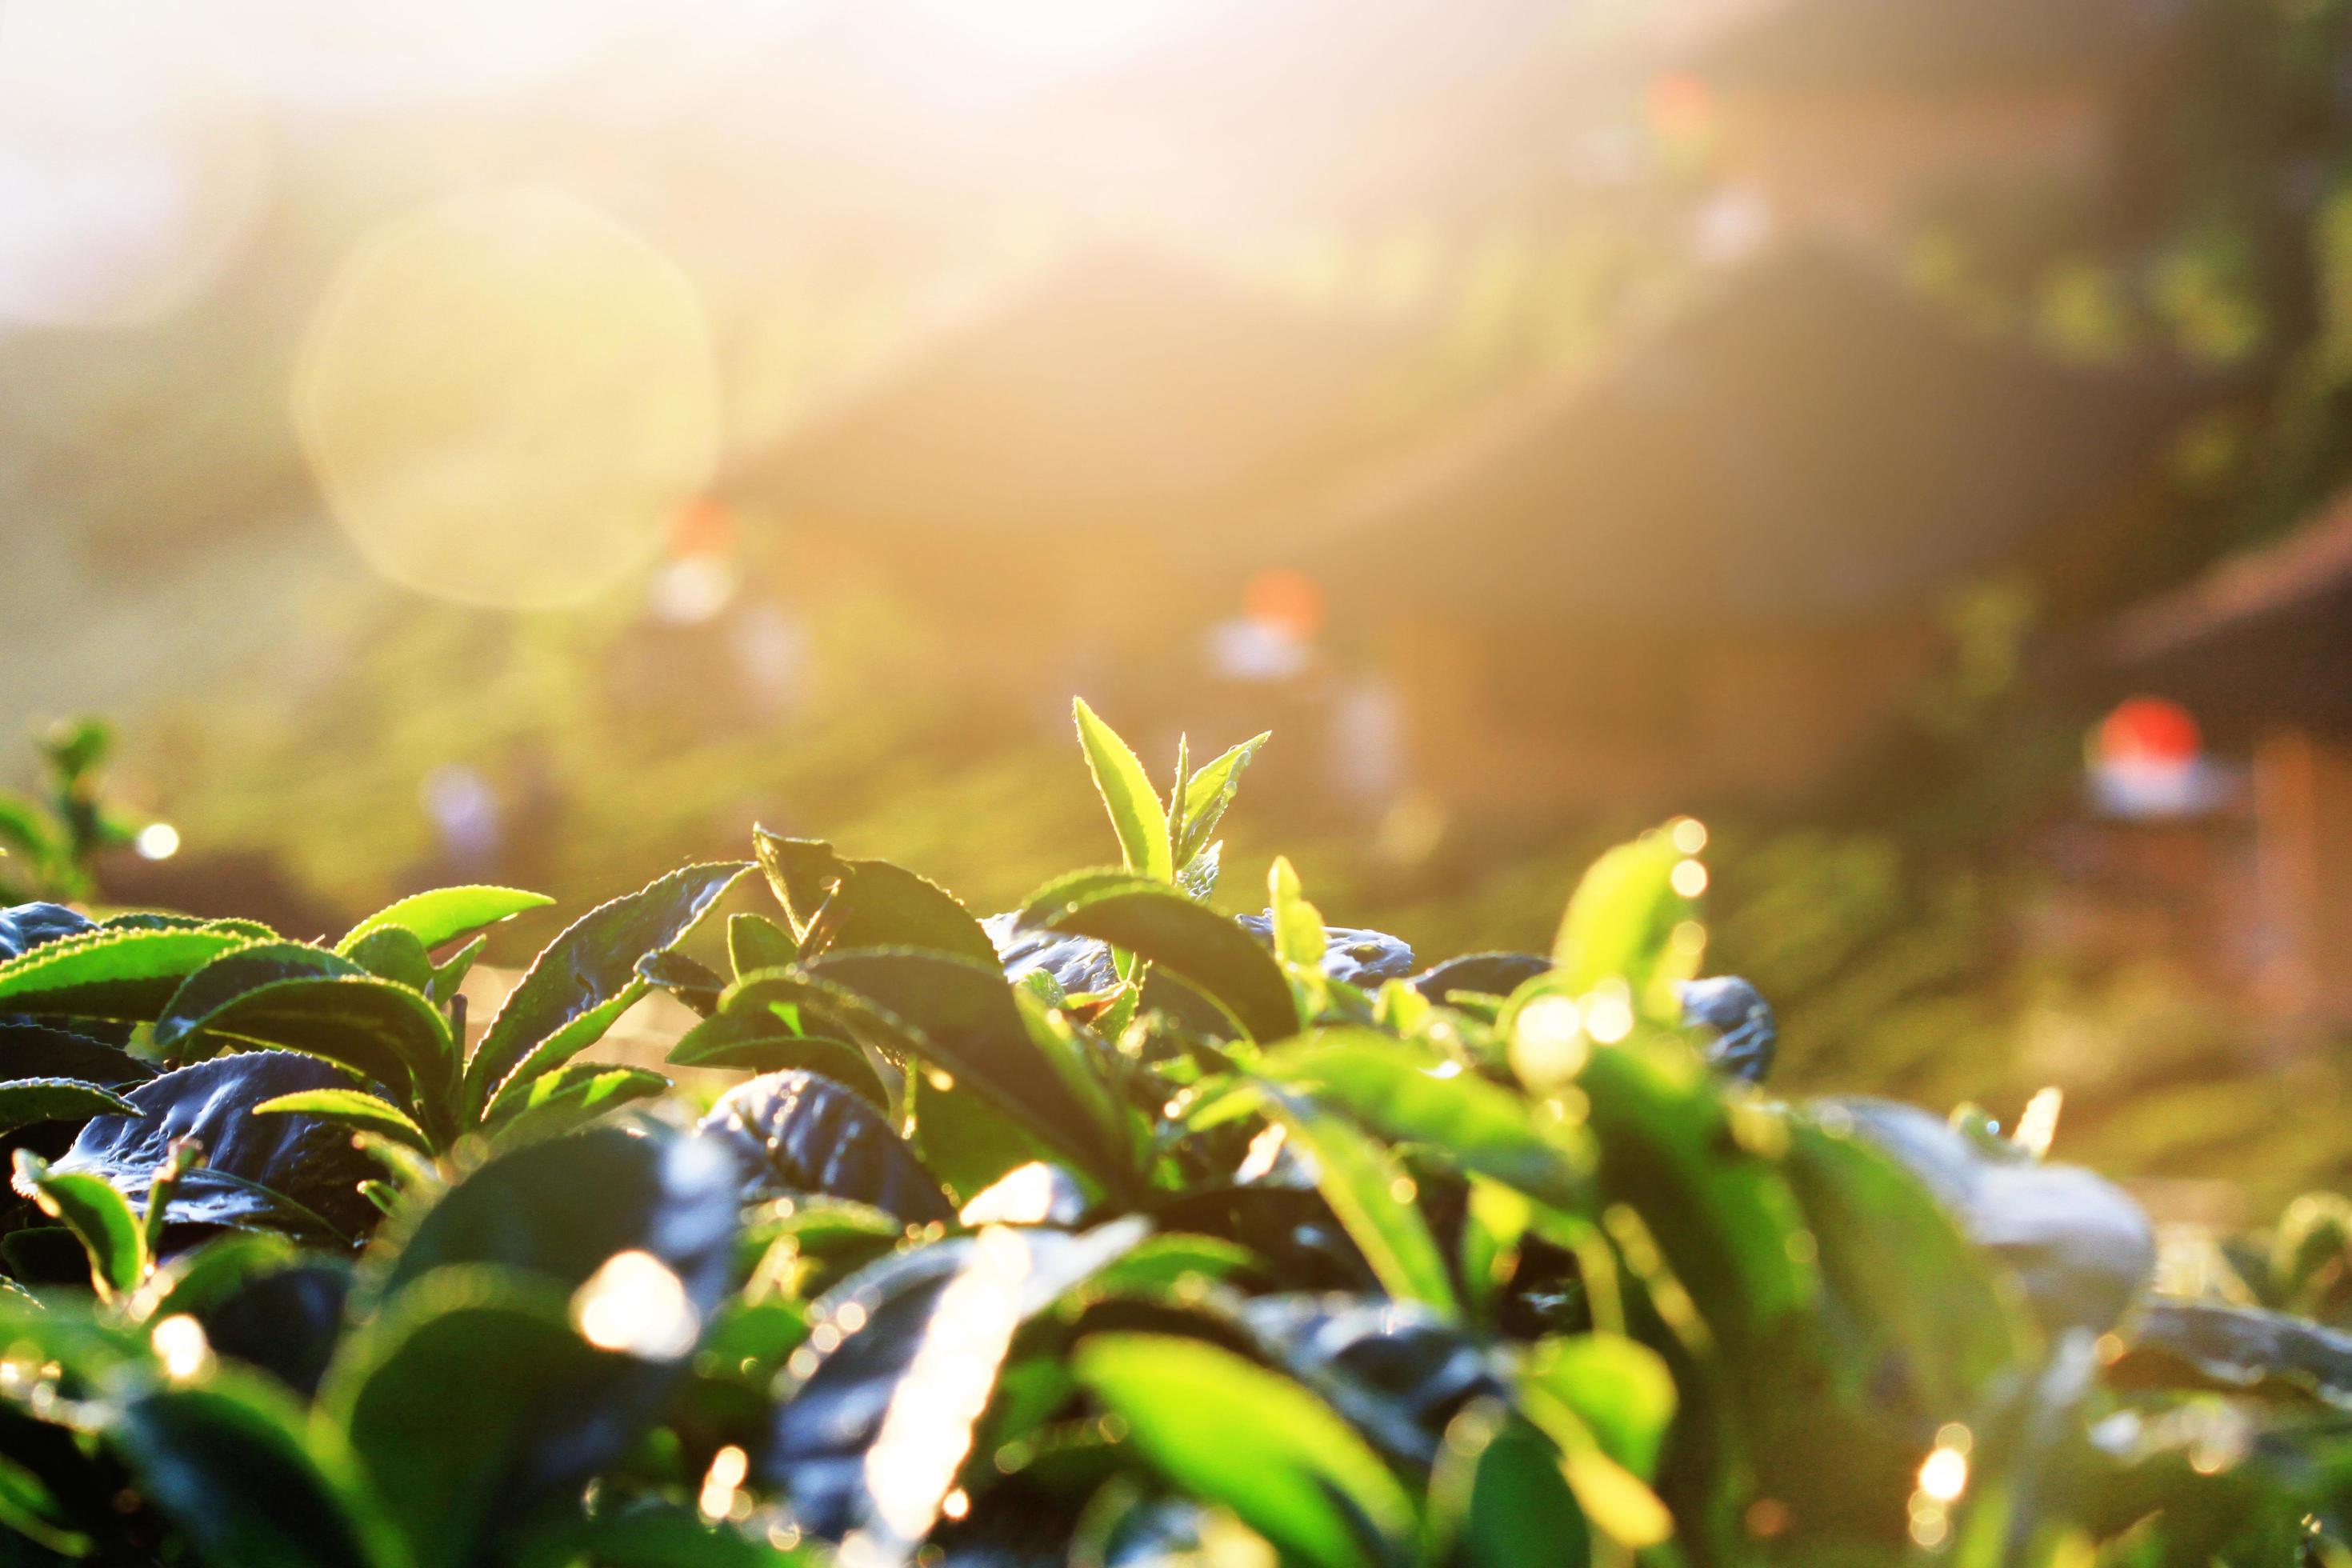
[0,719,145,906]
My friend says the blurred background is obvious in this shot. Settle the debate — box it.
[7,0,2352,1213]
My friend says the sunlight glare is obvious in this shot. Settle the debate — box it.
[854,1226,1033,1551]
[572,1249,700,1359]
[0,0,269,327]
[150,1314,212,1382]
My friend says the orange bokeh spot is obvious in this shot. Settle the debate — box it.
[1244,569,1324,639]
[2096,696,2202,767]
[668,496,736,559]
[1647,72,1714,141]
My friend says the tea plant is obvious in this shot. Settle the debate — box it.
[0,699,2346,1568]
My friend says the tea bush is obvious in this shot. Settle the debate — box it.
[0,701,2348,1568]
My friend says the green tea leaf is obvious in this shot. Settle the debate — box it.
[1258,1031,1593,1212]
[0,1075,140,1134]
[1177,732,1268,868]
[1255,1084,1460,1318]
[254,1089,435,1155]
[425,934,486,1009]
[13,1150,143,1298]
[726,911,798,978]
[1025,876,1295,1042]
[1511,1391,1674,1550]
[1517,1333,1676,1480]
[342,927,435,994]
[131,1230,303,1325]
[1074,1333,1417,1568]
[0,927,258,1020]
[464,862,749,1114]
[0,1020,154,1085]
[1430,1406,1589,1568]
[1266,857,1326,968]
[634,950,726,1017]
[338,886,554,955]
[1551,830,1694,1010]
[1073,698,1174,883]
[484,1065,668,1148]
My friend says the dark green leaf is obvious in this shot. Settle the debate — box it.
[753,832,998,966]
[98,913,278,940]
[1238,1294,1503,1465]
[1073,1332,1417,1568]
[338,886,554,954]
[55,1052,390,1248]
[1782,1112,2026,1410]
[697,1069,953,1225]
[0,1076,141,1134]
[764,1219,1148,1540]
[464,862,749,1114]
[192,1259,355,1400]
[0,1020,155,1085]
[666,1010,880,1097]
[155,942,367,1050]
[106,1371,401,1568]
[1575,1041,1818,1358]
[1826,1095,2154,1336]
[0,1447,91,1558]
[323,1268,626,1568]
[2110,1299,2352,1407]
[379,1127,737,1307]
[1433,1406,1588,1568]
[800,949,1133,1186]
[634,950,725,1017]
[158,974,454,1125]
[514,1506,810,1568]
[132,1230,303,1324]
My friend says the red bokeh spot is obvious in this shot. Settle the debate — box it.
[2097,696,2202,768]
[1244,570,1325,640]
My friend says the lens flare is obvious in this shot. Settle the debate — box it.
[294,188,720,610]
